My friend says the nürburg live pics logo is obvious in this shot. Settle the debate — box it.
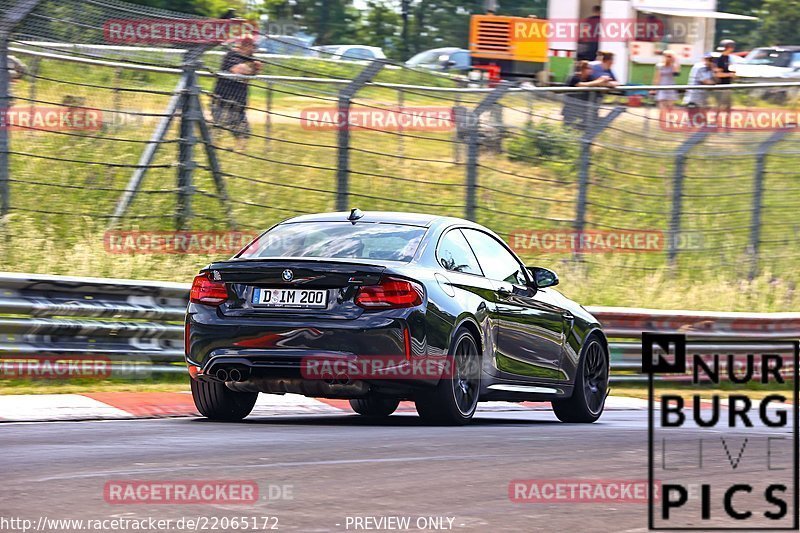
[644,332,799,530]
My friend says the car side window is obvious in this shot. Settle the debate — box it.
[437,229,482,275]
[461,229,527,285]
[343,48,373,60]
[451,51,470,69]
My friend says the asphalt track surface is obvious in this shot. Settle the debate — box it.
[1,408,796,532]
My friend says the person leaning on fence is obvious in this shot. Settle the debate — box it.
[562,60,614,129]
[589,51,618,87]
[212,35,262,149]
[652,50,680,111]
[683,53,717,124]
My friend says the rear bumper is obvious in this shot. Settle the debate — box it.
[185,305,436,387]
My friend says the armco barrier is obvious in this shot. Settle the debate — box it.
[0,272,797,382]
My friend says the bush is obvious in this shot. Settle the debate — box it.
[507,121,579,165]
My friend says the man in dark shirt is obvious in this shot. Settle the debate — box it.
[563,60,614,129]
[212,36,261,147]
[577,6,602,61]
[713,39,736,116]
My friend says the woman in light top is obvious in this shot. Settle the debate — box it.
[652,50,680,111]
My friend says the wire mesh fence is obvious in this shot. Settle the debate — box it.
[2,0,800,309]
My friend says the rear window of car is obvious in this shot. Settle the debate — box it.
[743,49,795,67]
[238,222,426,262]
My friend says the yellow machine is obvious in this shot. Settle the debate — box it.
[469,14,549,80]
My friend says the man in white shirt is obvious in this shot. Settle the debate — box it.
[683,53,716,109]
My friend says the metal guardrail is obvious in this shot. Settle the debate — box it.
[0,272,798,382]
[0,272,187,375]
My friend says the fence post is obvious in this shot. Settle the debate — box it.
[749,129,790,279]
[0,0,43,217]
[265,81,273,150]
[574,95,625,248]
[175,62,199,230]
[397,88,404,159]
[336,60,385,212]
[452,93,461,163]
[668,131,708,267]
[26,55,39,116]
[465,82,511,221]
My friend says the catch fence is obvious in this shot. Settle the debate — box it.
[1,0,800,303]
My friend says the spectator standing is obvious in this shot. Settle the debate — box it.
[212,35,262,150]
[652,50,680,111]
[577,5,602,61]
[683,53,716,108]
[713,39,736,118]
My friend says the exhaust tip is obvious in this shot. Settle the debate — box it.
[229,368,242,382]
[215,368,229,381]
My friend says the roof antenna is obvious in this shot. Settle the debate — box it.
[348,208,364,224]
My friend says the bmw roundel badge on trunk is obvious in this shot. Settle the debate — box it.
[282,269,294,282]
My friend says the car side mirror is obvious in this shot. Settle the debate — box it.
[526,266,559,288]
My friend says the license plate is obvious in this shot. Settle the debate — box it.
[252,288,328,309]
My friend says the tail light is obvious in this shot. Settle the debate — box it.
[190,272,228,306]
[355,277,423,309]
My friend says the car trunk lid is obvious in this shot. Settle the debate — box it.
[209,258,386,319]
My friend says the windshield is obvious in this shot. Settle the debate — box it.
[406,50,446,66]
[238,222,426,262]
[743,49,796,67]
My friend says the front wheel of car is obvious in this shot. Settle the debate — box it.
[552,334,608,423]
[415,328,481,426]
[349,396,400,417]
[191,377,258,421]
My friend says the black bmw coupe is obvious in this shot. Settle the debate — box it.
[185,210,609,425]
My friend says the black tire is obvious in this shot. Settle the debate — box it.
[349,396,400,417]
[190,377,258,421]
[552,334,609,423]
[415,328,481,426]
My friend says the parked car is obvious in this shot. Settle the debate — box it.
[731,46,800,81]
[185,210,609,425]
[731,46,800,103]
[315,45,386,61]
[256,35,317,56]
[406,47,471,72]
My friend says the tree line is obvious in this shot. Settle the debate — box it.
[130,0,798,61]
